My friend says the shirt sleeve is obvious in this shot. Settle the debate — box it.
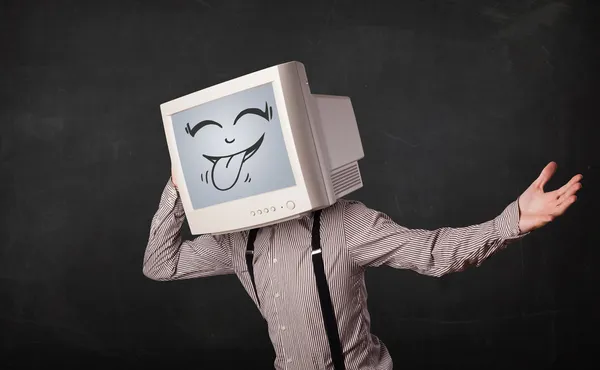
[142,178,235,281]
[342,199,528,277]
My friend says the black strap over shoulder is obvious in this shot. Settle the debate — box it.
[245,211,346,370]
[245,228,260,307]
[310,209,346,370]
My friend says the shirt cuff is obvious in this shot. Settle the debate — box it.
[164,178,185,217]
[494,199,528,241]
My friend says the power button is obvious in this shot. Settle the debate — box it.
[286,201,295,210]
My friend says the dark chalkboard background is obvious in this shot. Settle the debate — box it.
[1,0,598,369]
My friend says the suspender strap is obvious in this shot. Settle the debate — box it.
[311,210,346,370]
[245,228,260,307]
[244,211,345,369]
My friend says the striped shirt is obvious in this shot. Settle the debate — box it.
[143,179,526,370]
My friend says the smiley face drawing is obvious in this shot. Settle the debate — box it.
[184,102,272,191]
[171,83,296,210]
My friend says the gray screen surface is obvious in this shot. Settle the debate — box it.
[171,83,296,210]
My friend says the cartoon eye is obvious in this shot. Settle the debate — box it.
[233,102,273,125]
[185,120,222,137]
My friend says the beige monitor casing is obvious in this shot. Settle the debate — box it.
[160,61,364,235]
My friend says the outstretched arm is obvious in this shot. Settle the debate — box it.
[142,177,235,281]
[344,162,582,277]
[343,199,524,277]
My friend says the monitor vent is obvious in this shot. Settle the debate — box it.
[331,162,362,198]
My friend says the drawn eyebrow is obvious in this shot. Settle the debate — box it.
[233,102,273,125]
[185,120,222,137]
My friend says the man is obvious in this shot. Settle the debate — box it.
[143,161,581,370]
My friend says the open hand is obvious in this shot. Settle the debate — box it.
[518,162,582,234]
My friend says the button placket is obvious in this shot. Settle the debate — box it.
[269,245,289,367]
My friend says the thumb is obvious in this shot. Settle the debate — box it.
[534,161,557,190]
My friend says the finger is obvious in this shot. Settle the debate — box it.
[554,174,583,197]
[534,162,557,190]
[557,181,582,202]
[552,195,577,217]
[171,170,178,187]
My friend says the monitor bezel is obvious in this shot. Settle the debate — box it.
[160,62,327,235]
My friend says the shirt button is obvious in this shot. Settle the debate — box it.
[286,358,292,363]
[280,325,286,331]
[274,292,280,298]
[273,258,278,263]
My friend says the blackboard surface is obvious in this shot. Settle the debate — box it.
[1,0,597,369]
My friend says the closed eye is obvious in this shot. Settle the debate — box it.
[185,120,222,137]
[233,102,273,125]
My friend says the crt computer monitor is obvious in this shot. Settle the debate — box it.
[160,61,364,235]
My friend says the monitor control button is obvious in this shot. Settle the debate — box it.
[286,201,295,210]
[251,211,256,216]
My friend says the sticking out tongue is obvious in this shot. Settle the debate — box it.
[211,151,246,191]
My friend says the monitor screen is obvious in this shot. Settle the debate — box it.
[171,82,296,210]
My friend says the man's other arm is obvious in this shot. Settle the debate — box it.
[342,199,526,277]
[342,162,581,277]
[142,178,235,281]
